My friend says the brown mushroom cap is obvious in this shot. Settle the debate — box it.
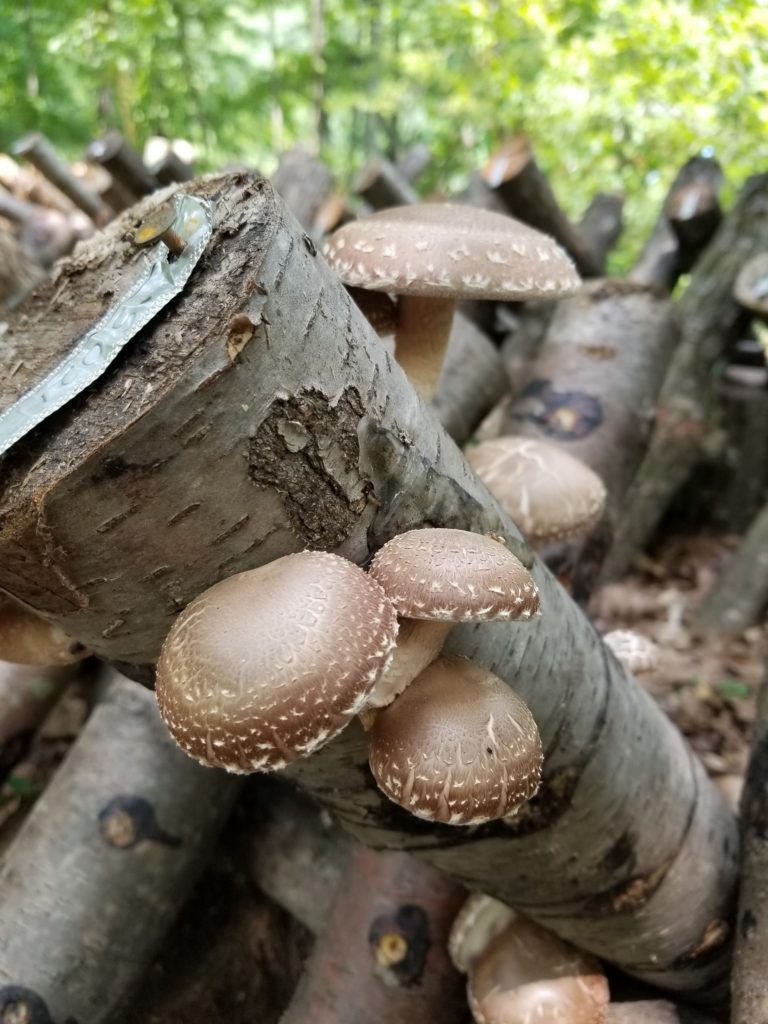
[0,594,90,666]
[467,911,609,1024]
[156,552,398,772]
[369,528,540,621]
[323,203,580,301]
[466,437,607,544]
[369,655,543,825]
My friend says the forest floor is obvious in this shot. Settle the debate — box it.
[0,530,764,1022]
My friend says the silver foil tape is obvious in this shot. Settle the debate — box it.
[0,192,214,457]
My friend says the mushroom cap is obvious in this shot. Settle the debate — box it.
[602,630,659,675]
[467,912,609,1024]
[0,594,89,666]
[466,437,607,544]
[156,552,398,772]
[324,203,580,301]
[369,655,543,825]
[369,528,540,621]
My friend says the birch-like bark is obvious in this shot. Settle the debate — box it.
[602,173,768,582]
[577,192,625,273]
[0,174,737,996]
[0,672,239,1024]
[730,650,768,1024]
[695,502,768,634]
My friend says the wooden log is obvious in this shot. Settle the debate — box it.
[13,133,110,224]
[694,501,768,634]
[0,188,75,267]
[86,132,160,200]
[455,172,509,215]
[0,671,239,1024]
[432,312,509,446]
[271,146,334,230]
[0,662,79,784]
[602,173,767,582]
[481,135,602,277]
[353,156,420,209]
[0,173,738,995]
[148,150,195,187]
[0,154,75,214]
[396,143,432,183]
[281,845,467,1024]
[629,157,723,292]
[577,192,625,273]
[499,280,678,519]
[734,252,768,318]
[0,228,46,315]
[730,651,768,1024]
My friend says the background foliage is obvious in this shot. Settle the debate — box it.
[1,0,767,267]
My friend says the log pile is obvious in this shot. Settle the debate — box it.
[0,126,766,1024]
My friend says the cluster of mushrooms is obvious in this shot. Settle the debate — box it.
[155,527,545,826]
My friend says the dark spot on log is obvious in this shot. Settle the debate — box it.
[598,832,636,873]
[583,858,673,916]
[368,904,430,986]
[577,344,617,360]
[248,388,368,549]
[740,908,757,939]
[98,794,182,850]
[105,660,156,687]
[0,986,67,1024]
[509,378,603,440]
[98,455,128,479]
[302,233,317,256]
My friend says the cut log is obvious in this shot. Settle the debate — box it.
[0,671,239,1024]
[86,132,160,201]
[481,135,602,277]
[353,156,420,209]
[281,844,467,1024]
[499,280,678,519]
[13,133,110,224]
[0,153,74,214]
[0,173,737,996]
[397,143,432,183]
[629,156,723,292]
[0,661,80,784]
[602,173,767,582]
[271,146,334,230]
[730,652,768,1024]
[577,192,625,273]
[694,501,768,634]
[0,228,46,315]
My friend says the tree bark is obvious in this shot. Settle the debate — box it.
[13,132,110,224]
[86,132,160,201]
[0,661,79,784]
[353,156,420,209]
[602,173,768,582]
[0,173,738,996]
[629,157,723,293]
[730,649,768,1024]
[481,135,602,278]
[577,192,625,273]
[498,280,678,519]
[271,147,334,230]
[432,313,509,446]
[280,844,467,1024]
[695,502,768,635]
[0,671,239,1024]
[0,228,46,315]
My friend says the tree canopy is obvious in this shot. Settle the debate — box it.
[1,0,767,266]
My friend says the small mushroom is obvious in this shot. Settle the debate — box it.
[367,528,540,710]
[466,436,606,545]
[324,204,579,399]
[602,630,659,675]
[155,551,398,771]
[368,655,543,825]
[0,594,90,666]
[449,894,609,1024]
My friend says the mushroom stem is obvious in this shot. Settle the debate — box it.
[367,618,454,712]
[395,294,456,400]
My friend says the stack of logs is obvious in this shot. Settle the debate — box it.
[0,131,766,1024]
